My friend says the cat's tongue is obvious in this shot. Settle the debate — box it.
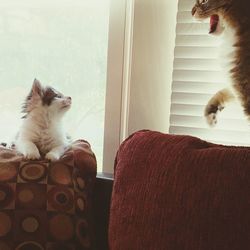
[209,15,219,34]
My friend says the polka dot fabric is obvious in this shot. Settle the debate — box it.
[0,140,97,250]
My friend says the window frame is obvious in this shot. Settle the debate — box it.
[102,0,134,174]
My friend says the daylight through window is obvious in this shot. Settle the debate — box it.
[0,0,110,169]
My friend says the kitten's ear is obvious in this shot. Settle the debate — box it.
[32,79,43,97]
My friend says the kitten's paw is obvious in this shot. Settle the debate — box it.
[45,152,60,162]
[24,149,41,160]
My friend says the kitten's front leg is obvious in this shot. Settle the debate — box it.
[16,141,41,160]
[205,88,235,127]
[45,145,67,162]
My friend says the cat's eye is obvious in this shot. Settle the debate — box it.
[56,95,62,98]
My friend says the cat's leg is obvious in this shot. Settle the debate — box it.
[45,145,67,161]
[205,88,235,126]
[16,140,41,160]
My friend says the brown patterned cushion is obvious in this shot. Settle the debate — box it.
[0,140,97,250]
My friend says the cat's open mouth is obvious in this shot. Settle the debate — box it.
[209,15,219,34]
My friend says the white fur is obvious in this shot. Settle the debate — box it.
[15,82,71,161]
[219,19,237,88]
[204,16,238,125]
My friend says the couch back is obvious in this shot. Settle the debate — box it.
[109,130,250,250]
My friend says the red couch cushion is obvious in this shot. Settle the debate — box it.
[109,130,250,250]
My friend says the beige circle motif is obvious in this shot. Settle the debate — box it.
[18,189,34,203]
[76,177,85,189]
[16,241,44,250]
[22,217,39,233]
[50,163,71,185]
[77,197,85,211]
[20,163,46,182]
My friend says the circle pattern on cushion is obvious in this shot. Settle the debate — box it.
[49,163,72,185]
[49,214,74,241]
[47,186,74,212]
[0,163,18,182]
[18,189,34,203]
[0,140,96,249]
[0,212,11,237]
[76,196,85,212]
[16,241,44,250]
[73,169,86,192]
[21,216,39,233]
[19,163,47,182]
[76,219,90,248]
[16,184,47,209]
[0,184,14,208]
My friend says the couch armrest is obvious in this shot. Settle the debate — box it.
[93,173,113,250]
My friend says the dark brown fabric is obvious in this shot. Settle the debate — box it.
[0,140,97,250]
[109,130,250,250]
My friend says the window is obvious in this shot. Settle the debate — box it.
[0,0,130,172]
[170,0,250,146]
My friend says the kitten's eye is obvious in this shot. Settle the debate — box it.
[200,0,208,4]
[56,95,62,98]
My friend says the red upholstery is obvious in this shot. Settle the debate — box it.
[109,130,250,250]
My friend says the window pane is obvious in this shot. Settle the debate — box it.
[0,0,110,170]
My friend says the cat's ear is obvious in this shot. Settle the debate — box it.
[32,79,43,97]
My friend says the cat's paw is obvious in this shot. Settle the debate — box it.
[204,104,224,127]
[24,149,41,160]
[45,152,60,162]
[205,113,217,127]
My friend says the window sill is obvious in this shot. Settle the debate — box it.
[97,172,114,180]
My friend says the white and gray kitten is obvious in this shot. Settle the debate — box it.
[15,79,72,161]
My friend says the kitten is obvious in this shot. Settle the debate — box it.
[15,79,72,161]
[192,0,250,126]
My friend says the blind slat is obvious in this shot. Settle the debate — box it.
[174,58,221,71]
[176,23,210,35]
[176,35,221,46]
[170,126,250,145]
[170,115,250,131]
[171,104,245,119]
[172,81,225,94]
[175,46,219,59]
[173,70,224,82]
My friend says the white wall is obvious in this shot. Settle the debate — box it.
[103,0,178,172]
[128,0,178,135]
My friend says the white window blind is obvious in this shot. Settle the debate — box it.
[170,0,250,146]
